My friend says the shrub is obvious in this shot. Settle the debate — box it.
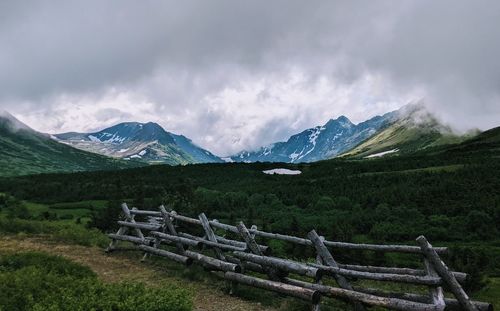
[53,226,109,248]
[0,218,108,248]
[5,203,30,220]
[448,246,490,291]
[0,252,193,311]
[87,200,122,233]
[0,252,95,278]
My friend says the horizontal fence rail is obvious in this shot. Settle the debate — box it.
[106,203,492,311]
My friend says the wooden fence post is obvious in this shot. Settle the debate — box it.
[106,203,144,252]
[308,230,366,311]
[423,256,445,311]
[416,236,478,311]
[199,213,225,260]
[162,206,185,254]
[237,221,281,281]
[312,246,325,311]
[199,213,237,293]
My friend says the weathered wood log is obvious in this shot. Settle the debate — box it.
[199,213,227,260]
[201,216,240,295]
[138,245,193,265]
[284,278,441,311]
[130,209,161,216]
[416,236,479,311]
[177,232,247,252]
[106,203,143,252]
[198,238,247,252]
[128,207,148,260]
[309,230,365,311]
[246,225,448,254]
[237,222,281,280]
[336,263,467,283]
[310,263,441,286]
[158,206,185,254]
[129,209,448,254]
[225,256,266,274]
[423,256,445,310]
[107,233,150,245]
[171,212,202,225]
[164,210,449,254]
[233,251,321,279]
[150,231,202,249]
[353,287,493,311]
[121,203,133,218]
[225,272,321,303]
[236,223,265,255]
[106,223,129,252]
[117,220,161,231]
[312,252,324,311]
[323,240,448,255]
[146,217,162,226]
[214,234,270,254]
[184,251,241,272]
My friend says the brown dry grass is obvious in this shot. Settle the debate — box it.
[0,235,276,311]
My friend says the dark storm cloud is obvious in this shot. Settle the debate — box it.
[0,1,499,154]
[0,1,394,100]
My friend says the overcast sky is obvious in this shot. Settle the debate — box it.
[1,1,499,155]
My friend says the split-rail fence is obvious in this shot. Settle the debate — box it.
[106,203,492,311]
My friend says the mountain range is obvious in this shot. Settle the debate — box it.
[0,104,488,177]
[229,103,470,162]
[54,122,223,165]
[230,111,397,163]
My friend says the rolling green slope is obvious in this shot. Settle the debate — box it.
[437,126,500,156]
[341,105,474,158]
[0,113,141,177]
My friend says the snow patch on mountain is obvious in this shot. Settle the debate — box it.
[263,168,302,175]
[230,112,397,163]
[365,149,399,158]
[55,122,223,165]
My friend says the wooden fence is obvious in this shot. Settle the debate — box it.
[106,203,493,311]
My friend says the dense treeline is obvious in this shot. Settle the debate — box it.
[1,146,499,245]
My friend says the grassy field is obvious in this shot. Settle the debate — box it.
[24,200,108,222]
[0,198,498,310]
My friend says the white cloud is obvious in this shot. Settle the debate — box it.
[1,1,500,156]
[13,71,415,156]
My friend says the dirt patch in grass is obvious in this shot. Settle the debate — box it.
[0,236,275,311]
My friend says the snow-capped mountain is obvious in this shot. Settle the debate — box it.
[230,111,397,163]
[55,122,223,165]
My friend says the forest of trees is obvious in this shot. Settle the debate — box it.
[1,144,499,244]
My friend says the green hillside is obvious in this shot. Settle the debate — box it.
[0,114,142,177]
[442,126,500,154]
[341,106,473,158]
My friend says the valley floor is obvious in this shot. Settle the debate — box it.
[0,236,275,311]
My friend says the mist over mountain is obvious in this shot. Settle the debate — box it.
[229,104,474,163]
[341,104,475,158]
[0,112,138,177]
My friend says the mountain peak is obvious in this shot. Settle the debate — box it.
[55,120,223,164]
[325,115,353,128]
